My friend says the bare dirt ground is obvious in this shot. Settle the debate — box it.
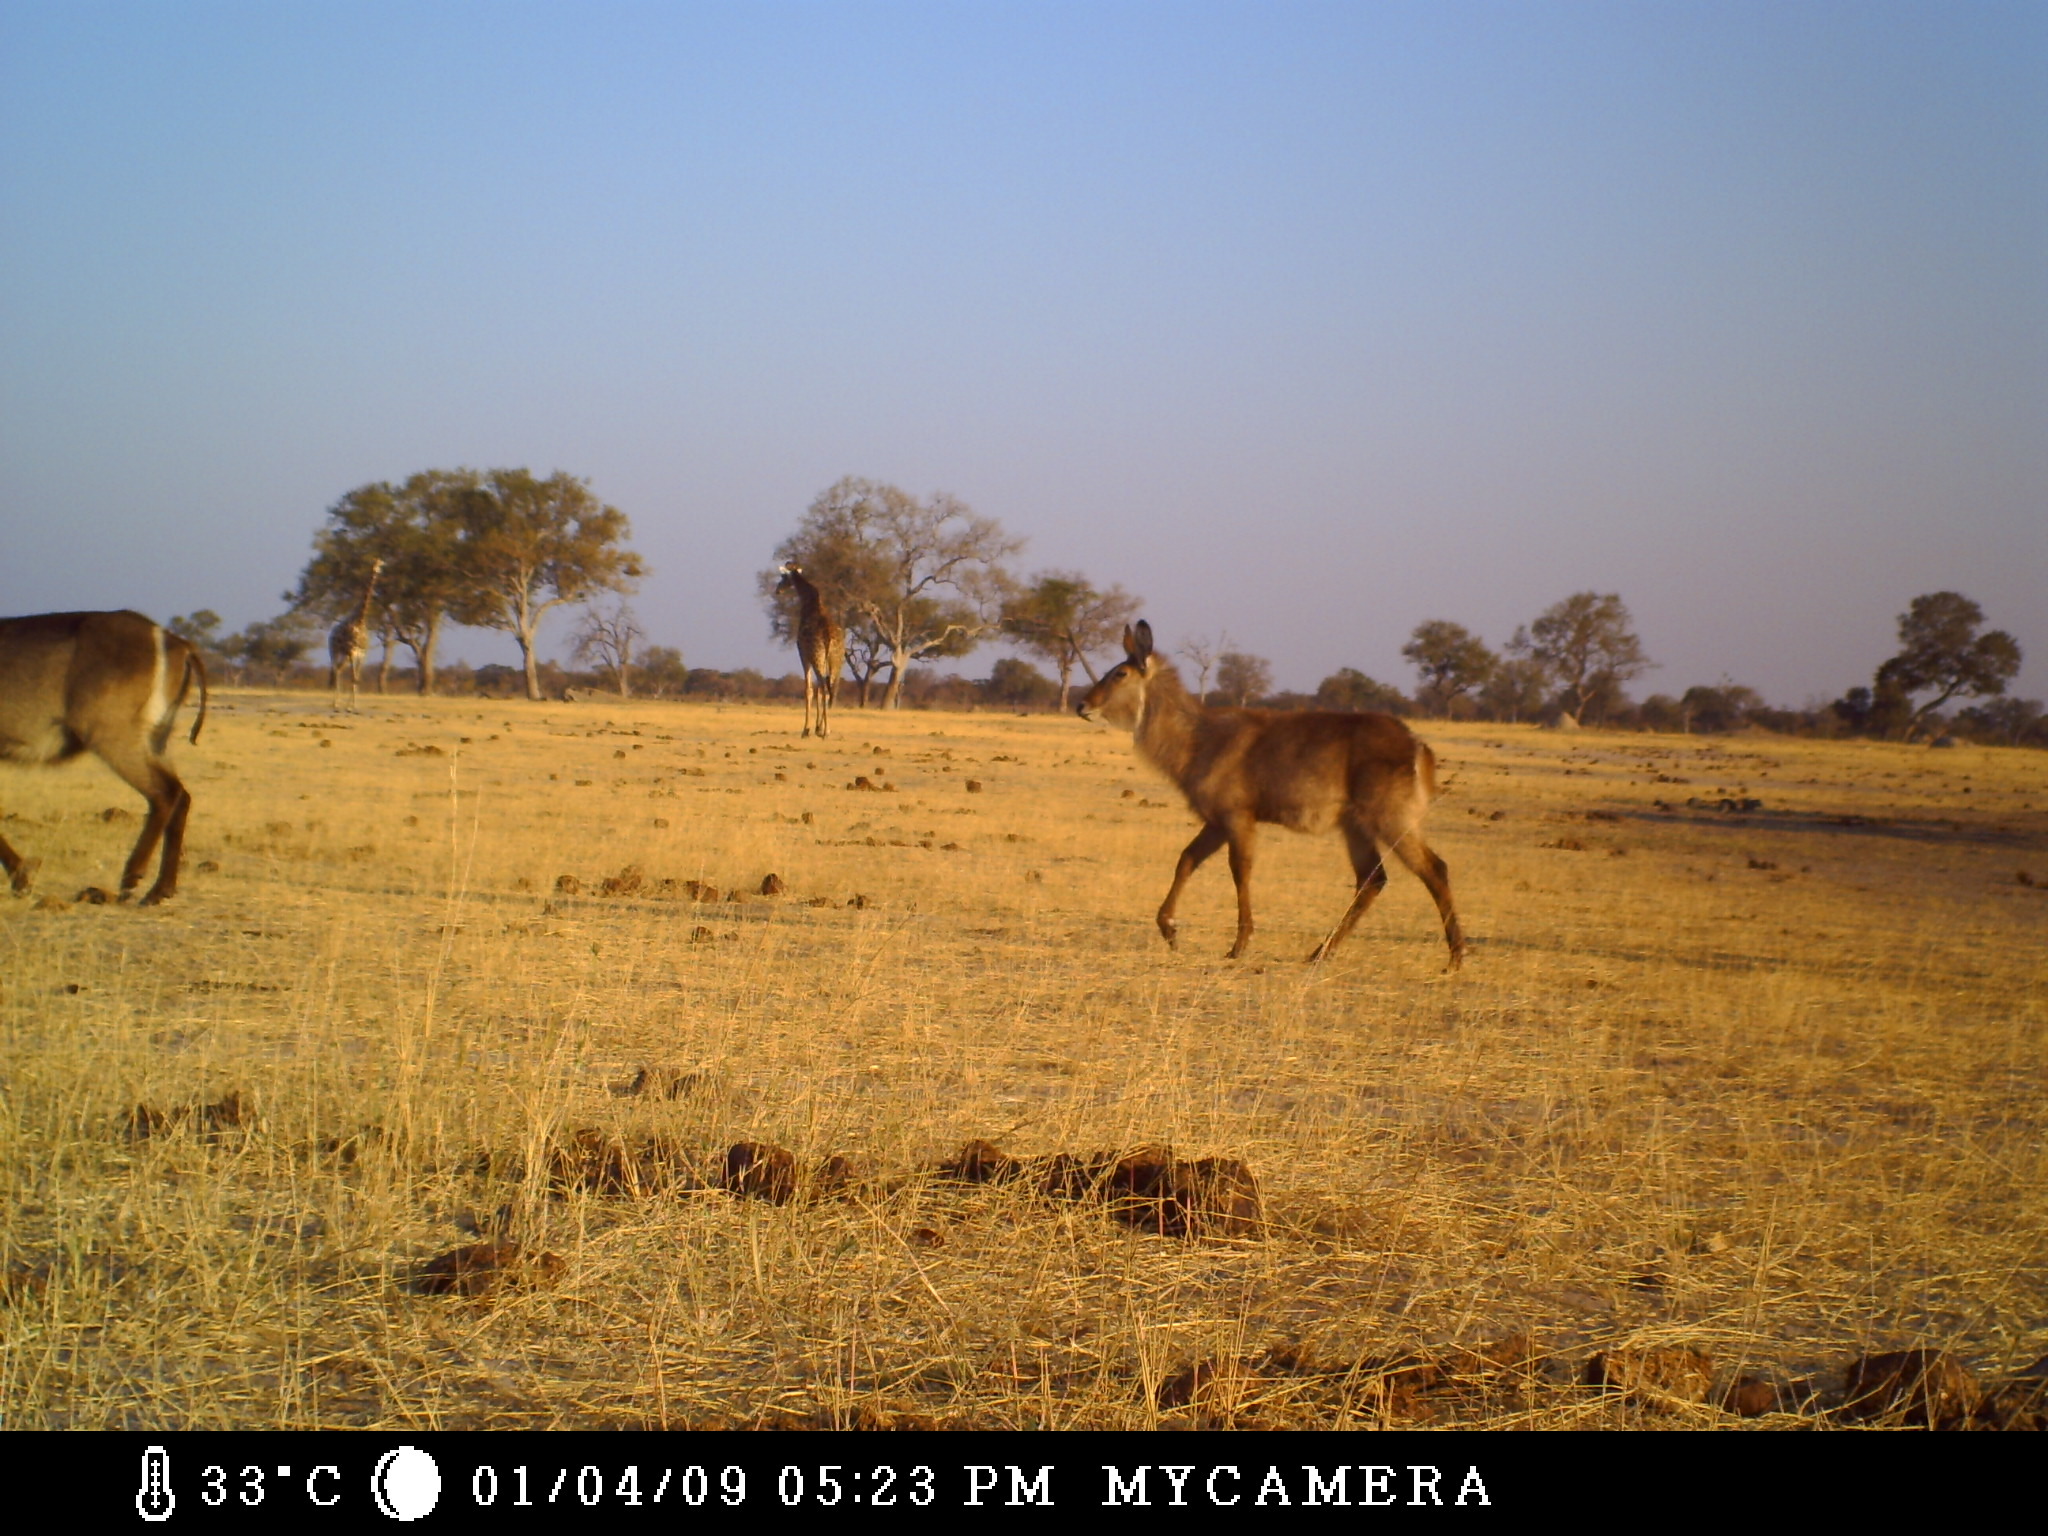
[3,691,2043,1428]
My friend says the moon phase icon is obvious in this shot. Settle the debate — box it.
[372,1446,442,1521]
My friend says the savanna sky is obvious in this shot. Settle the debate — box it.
[2,2,2042,705]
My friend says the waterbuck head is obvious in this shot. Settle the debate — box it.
[1077,620,1159,729]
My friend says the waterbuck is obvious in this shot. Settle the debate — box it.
[1077,621,1464,968]
[0,610,209,905]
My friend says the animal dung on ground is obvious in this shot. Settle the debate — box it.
[940,1140,1023,1184]
[1840,1349,1981,1428]
[1583,1347,1715,1405]
[1717,1375,1792,1417]
[759,873,786,896]
[318,1123,389,1164]
[618,1066,704,1100]
[809,1154,858,1199]
[554,874,583,895]
[0,1261,51,1306]
[964,779,983,793]
[122,1090,254,1142]
[1978,1360,2048,1431]
[74,886,113,905]
[1155,1358,1255,1425]
[599,865,644,896]
[722,1141,797,1203]
[546,1128,695,1197]
[943,1140,1263,1240]
[1101,1148,1263,1239]
[414,1240,564,1299]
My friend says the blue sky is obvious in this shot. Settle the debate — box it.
[3,2,2042,704]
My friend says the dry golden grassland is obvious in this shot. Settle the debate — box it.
[2,690,2044,1429]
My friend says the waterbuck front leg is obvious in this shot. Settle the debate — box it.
[1223,817,1258,959]
[0,824,37,894]
[1157,821,1227,951]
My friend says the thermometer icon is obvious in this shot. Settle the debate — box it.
[137,1445,174,1521]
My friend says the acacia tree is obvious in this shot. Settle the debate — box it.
[1874,592,2022,739]
[451,470,644,701]
[571,601,645,696]
[1215,650,1274,706]
[1477,655,1552,723]
[1000,570,1142,711]
[289,470,475,694]
[1513,592,1651,724]
[1401,620,1498,715]
[220,613,318,684]
[1317,668,1409,714]
[763,478,1021,708]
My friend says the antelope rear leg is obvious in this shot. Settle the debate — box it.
[1308,836,1389,962]
[1389,834,1464,971]
[102,748,190,905]
[136,782,193,906]
[1157,821,1227,951]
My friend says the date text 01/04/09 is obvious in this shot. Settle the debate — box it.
[471,1465,945,1507]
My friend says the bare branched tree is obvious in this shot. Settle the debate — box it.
[571,601,645,697]
[1178,631,1230,706]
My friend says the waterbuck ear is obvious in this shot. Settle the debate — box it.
[1130,620,1154,665]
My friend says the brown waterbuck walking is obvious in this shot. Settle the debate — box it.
[776,561,846,739]
[1077,621,1464,968]
[0,610,209,905]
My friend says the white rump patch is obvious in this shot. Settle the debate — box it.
[146,626,171,727]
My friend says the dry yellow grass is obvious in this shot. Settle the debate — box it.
[2,691,2043,1428]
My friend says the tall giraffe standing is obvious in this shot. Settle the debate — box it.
[776,562,846,738]
[328,557,385,712]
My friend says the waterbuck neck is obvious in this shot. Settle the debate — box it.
[1132,661,1201,781]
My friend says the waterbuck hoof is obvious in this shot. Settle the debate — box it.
[137,888,176,908]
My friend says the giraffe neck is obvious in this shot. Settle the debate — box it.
[352,567,382,630]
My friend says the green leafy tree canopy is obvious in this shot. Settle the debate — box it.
[1875,591,2022,738]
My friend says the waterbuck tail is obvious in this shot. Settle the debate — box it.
[183,645,210,745]
[1414,740,1439,805]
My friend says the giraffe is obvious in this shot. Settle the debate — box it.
[775,562,846,738]
[328,558,384,712]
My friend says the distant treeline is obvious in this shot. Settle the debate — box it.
[177,646,2046,747]
[168,471,2036,747]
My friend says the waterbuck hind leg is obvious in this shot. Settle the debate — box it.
[97,742,189,902]
[1158,821,1227,951]
[1389,834,1464,970]
[1308,830,1390,962]
[137,781,192,905]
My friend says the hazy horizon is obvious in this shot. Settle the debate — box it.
[3,3,2042,707]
